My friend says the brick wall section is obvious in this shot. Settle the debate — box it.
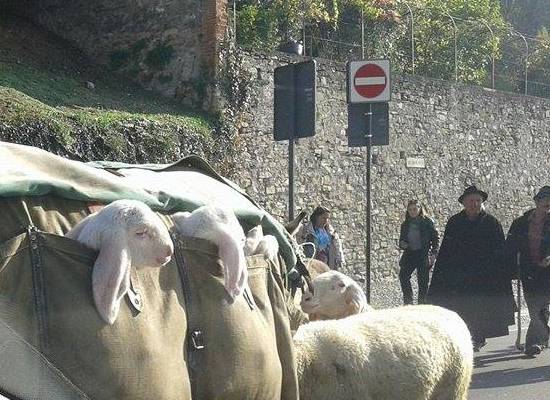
[201,0,228,77]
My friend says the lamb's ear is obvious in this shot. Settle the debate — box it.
[217,229,247,300]
[92,232,131,324]
[342,284,365,317]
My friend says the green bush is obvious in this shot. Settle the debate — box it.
[145,44,175,70]
[237,5,279,50]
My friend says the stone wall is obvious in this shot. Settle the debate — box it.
[5,0,225,100]
[227,50,550,308]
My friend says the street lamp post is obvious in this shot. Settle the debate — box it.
[445,12,458,82]
[511,29,529,95]
[400,0,415,75]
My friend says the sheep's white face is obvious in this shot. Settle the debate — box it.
[121,205,174,269]
[300,270,367,320]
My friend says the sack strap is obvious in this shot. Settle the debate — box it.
[172,233,204,398]
[20,198,51,356]
[27,226,49,354]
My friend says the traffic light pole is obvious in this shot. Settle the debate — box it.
[274,61,316,222]
[288,67,297,222]
[365,103,372,303]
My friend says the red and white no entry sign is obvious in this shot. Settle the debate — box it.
[348,60,391,103]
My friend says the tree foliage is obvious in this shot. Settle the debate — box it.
[235,0,550,96]
[501,0,550,35]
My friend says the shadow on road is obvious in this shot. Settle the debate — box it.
[474,348,527,368]
[471,346,550,389]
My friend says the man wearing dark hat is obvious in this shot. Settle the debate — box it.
[428,186,516,352]
[504,186,550,357]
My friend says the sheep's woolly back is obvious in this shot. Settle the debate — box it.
[256,235,279,262]
[294,305,473,400]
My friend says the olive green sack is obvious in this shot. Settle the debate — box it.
[0,196,191,400]
[0,200,299,398]
[175,238,298,400]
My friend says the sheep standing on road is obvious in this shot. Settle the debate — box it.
[294,305,473,400]
[293,268,473,400]
[66,200,174,324]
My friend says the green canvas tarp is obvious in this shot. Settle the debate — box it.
[0,142,297,270]
[0,142,300,400]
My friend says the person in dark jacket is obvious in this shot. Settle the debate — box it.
[504,185,550,357]
[427,186,516,352]
[398,200,439,305]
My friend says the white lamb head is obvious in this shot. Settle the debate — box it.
[171,205,249,302]
[300,270,369,320]
[65,199,174,325]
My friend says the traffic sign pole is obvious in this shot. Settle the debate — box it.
[347,59,390,303]
[365,104,372,303]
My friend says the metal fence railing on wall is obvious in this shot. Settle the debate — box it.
[229,1,550,100]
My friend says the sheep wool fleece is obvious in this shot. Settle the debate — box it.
[294,305,473,400]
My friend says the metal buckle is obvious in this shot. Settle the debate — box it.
[191,330,205,350]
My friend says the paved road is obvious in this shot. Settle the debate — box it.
[469,327,550,400]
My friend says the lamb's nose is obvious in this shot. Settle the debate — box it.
[156,245,173,265]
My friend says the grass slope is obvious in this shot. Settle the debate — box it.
[0,15,215,160]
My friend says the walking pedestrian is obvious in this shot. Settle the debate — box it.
[297,206,345,270]
[427,185,516,352]
[398,200,439,305]
[504,185,550,357]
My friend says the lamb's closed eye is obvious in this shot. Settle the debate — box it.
[66,199,174,324]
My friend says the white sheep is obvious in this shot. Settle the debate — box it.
[171,205,251,302]
[65,200,174,325]
[294,305,473,400]
[244,225,279,263]
[300,270,370,320]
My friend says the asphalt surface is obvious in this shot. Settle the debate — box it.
[469,327,550,400]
